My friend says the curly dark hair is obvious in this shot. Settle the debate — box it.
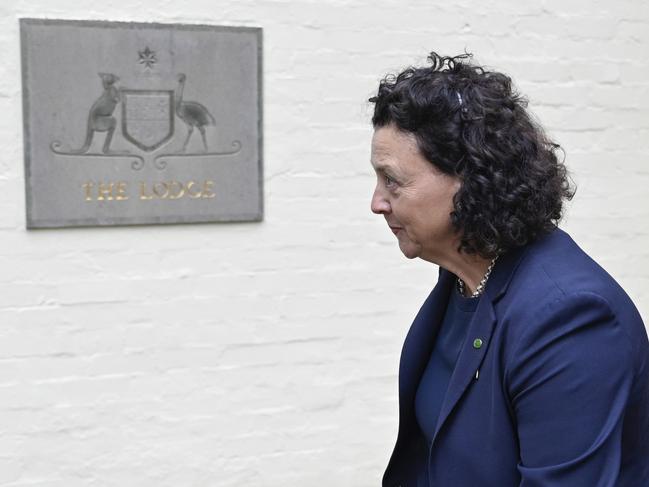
[369,52,575,258]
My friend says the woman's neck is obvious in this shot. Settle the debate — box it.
[439,251,494,297]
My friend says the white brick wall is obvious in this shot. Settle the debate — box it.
[1,1,648,486]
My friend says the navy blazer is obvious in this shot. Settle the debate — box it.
[383,229,649,487]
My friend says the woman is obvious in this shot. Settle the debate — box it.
[369,53,649,487]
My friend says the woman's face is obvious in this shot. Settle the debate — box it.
[370,124,461,263]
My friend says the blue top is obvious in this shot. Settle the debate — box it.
[414,285,479,444]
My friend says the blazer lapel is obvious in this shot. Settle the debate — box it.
[397,270,453,445]
[399,269,454,408]
[384,269,454,484]
[431,295,496,445]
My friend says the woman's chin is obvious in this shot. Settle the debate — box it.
[398,242,422,260]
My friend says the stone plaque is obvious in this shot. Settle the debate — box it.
[20,19,263,228]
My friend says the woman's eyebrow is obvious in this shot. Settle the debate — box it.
[370,161,385,172]
[370,159,395,174]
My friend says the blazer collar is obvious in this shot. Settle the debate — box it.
[483,226,566,302]
[483,240,529,302]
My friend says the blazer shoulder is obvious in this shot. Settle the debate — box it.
[512,230,638,313]
[497,230,647,373]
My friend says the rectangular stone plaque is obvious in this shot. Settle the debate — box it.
[21,18,263,228]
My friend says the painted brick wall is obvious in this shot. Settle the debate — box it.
[1,1,647,485]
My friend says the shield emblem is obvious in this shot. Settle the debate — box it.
[121,90,174,152]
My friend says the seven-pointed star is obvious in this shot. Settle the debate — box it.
[138,47,157,69]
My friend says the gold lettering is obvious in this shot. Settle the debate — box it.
[136,180,217,201]
[168,181,185,200]
[153,182,169,198]
[201,180,216,199]
[115,181,129,201]
[97,182,114,201]
[186,181,202,198]
[139,182,154,200]
[82,182,94,201]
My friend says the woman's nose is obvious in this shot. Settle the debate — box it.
[371,187,390,215]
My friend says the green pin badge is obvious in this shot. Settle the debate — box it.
[473,338,483,349]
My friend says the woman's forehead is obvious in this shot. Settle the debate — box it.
[372,126,418,158]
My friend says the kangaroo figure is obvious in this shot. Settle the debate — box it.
[69,73,121,154]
